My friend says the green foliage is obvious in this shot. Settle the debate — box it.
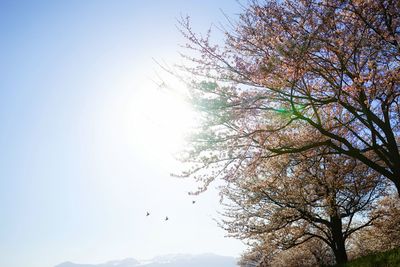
[336,247,400,267]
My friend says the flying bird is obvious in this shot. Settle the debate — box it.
[192,200,196,204]
[165,216,169,221]
[146,212,150,216]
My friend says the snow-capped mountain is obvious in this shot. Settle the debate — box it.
[55,257,140,267]
[55,254,238,267]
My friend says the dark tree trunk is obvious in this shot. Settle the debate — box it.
[331,215,348,265]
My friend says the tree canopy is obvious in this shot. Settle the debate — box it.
[220,149,386,264]
[177,0,400,194]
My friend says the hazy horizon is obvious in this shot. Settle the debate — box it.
[56,253,238,266]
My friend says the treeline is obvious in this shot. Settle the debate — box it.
[171,0,400,266]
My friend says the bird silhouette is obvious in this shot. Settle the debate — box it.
[146,212,150,216]
[192,200,196,204]
[165,216,169,221]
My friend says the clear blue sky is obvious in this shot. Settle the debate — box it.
[0,1,245,267]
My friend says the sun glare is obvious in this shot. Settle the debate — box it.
[124,79,195,167]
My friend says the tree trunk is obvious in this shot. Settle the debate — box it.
[333,245,348,266]
[331,215,348,265]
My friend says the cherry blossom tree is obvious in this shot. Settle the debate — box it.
[176,0,400,195]
[238,237,334,267]
[218,149,386,265]
[350,194,400,257]
[171,0,399,264]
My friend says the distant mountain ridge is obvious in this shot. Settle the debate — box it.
[55,253,238,267]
